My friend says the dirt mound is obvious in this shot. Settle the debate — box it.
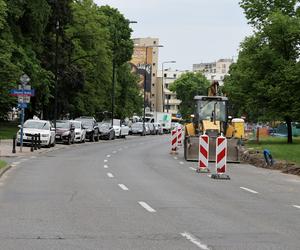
[240,147,300,176]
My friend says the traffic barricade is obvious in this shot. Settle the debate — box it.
[197,134,210,173]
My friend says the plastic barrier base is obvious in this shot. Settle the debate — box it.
[210,173,230,180]
[196,168,210,173]
[170,150,178,155]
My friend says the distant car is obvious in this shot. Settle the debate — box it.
[144,123,151,135]
[17,119,56,147]
[147,123,156,135]
[113,123,130,138]
[75,117,99,142]
[55,120,75,145]
[71,120,86,143]
[99,122,115,140]
[131,122,145,135]
[154,122,163,135]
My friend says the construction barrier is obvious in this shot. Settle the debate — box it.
[177,126,182,147]
[211,135,230,180]
[197,134,210,173]
[170,129,178,154]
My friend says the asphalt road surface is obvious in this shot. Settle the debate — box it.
[0,135,300,250]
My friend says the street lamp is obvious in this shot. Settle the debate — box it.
[54,19,59,129]
[111,20,137,127]
[161,61,176,112]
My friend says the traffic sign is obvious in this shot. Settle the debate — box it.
[17,103,28,108]
[18,96,30,103]
[10,89,35,96]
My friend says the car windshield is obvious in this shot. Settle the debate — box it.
[72,122,81,129]
[23,121,49,130]
[100,123,110,129]
[132,123,143,128]
[56,122,70,129]
[78,120,93,127]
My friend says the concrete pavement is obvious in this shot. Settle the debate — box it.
[0,135,299,249]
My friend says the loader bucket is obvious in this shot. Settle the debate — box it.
[184,136,240,163]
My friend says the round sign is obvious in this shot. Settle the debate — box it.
[20,74,30,85]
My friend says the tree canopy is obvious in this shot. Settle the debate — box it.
[169,72,210,119]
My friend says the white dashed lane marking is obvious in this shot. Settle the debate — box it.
[240,187,258,194]
[181,232,210,249]
[104,165,108,169]
[179,161,184,165]
[189,167,197,171]
[104,159,108,163]
[107,173,114,178]
[138,201,156,213]
[118,184,129,191]
[293,205,300,209]
[106,155,111,158]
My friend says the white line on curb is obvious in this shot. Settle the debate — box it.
[293,205,300,209]
[107,173,114,178]
[189,167,197,171]
[104,165,108,169]
[181,232,210,250]
[104,159,108,163]
[240,187,258,194]
[138,201,156,213]
[118,184,129,191]
[106,155,111,158]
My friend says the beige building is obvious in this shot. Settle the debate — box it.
[157,69,187,115]
[131,38,161,112]
[192,59,233,85]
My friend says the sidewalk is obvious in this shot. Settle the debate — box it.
[0,139,64,157]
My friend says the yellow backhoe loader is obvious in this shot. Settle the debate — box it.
[184,81,243,162]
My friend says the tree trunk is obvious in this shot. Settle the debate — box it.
[285,116,293,144]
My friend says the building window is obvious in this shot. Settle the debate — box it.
[173,74,177,78]
[153,51,156,54]
[152,84,155,87]
[153,41,156,44]
[164,73,167,77]
[153,73,155,77]
[153,63,156,66]
[165,84,169,88]
[152,94,155,97]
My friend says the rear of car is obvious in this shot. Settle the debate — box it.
[131,122,144,135]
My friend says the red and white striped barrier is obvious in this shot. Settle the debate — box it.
[177,126,183,147]
[170,129,178,154]
[211,135,230,179]
[197,134,210,173]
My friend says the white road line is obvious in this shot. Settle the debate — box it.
[138,201,156,213]
[30,156,37,159]
[112,151,117,154]
[174,156,178,160]
[181,232,210,250]
[106,155,111,158]
[240,187,258,194]
[104,159,108,163]
[12,162,20,165]
[118,184,129,191]
[107,173,114,178]
[293,205,300,209]
[179,161,184,165]
[189,167,197,171]
[104,165,108,169]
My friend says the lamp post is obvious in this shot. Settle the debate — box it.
[111,20,137,127]
[54,19,59,129]
[161,61,176,112]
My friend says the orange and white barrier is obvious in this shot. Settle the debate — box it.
[177,126,183,147]
[170,129,178,154]
[197,134,209,173]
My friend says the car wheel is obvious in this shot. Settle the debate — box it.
[46,140,51,148]
[95,131,99,142]
[67,136,71,145]
[51,139,56,147]
[90,133,94,142]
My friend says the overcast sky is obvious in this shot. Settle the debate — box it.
[94,0,253,70]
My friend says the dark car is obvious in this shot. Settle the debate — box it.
[99,122,115,140]
[75,116,99,142]
[55,120,75,144]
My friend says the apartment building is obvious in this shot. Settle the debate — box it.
[192,58,233,85]
[131,38,161,112]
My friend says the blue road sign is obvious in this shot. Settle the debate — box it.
[10,89,35,96]
[17,103,28,109]
[176,114,182,118]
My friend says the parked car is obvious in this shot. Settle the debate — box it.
[17,119,56,147]
[71,120,86,143]
[55,120,75,145]
[154,122,163,135]
[147,123,156,135]
[131,122,145,135]
[144,123,151,135]
[99,122,115,140]
[75,117,99,142]
[113,123,130,138]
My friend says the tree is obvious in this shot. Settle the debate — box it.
[169,72,210,119]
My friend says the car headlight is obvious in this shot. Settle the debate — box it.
[41,134,49,137]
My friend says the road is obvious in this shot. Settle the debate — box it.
[0,135,300,249]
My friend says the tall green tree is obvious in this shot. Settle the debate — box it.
[169,72,210,119]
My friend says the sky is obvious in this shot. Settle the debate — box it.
[94,0,253,71]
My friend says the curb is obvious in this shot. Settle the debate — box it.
[0,164,12,178]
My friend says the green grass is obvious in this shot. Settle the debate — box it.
[246,137,300,165]
[0,160,7,169]
[0,121,18,139]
